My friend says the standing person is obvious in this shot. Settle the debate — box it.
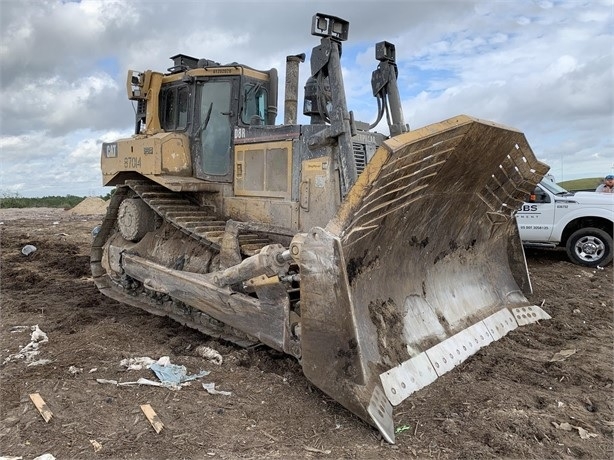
[595,175,614,193]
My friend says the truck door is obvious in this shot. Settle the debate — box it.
[516,185,555,241]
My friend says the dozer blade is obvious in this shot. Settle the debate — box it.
[295,115,550,443]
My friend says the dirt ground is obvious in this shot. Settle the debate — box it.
[1,207,612,460]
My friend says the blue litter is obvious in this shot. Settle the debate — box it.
[150,361,210,384]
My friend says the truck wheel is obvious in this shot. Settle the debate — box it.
[565,227,613,267]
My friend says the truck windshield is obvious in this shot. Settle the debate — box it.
[540,180,571,195]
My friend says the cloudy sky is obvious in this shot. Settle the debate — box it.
[0,0,612,197]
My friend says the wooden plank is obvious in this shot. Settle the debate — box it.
[29,393,53,422]
[140,404,164,433]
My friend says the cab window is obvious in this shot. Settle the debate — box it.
[529,186,550,204]
[160,85,189,131]
[196,80,232,177]
[241,82,267,125]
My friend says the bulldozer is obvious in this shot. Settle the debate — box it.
[92,13,551,443]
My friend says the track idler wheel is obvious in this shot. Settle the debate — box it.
[118,198,156,242]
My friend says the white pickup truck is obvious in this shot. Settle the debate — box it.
[516,180,614,267]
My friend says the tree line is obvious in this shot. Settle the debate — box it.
[0,191,112,209]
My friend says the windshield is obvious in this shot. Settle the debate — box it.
[540,179,571,195]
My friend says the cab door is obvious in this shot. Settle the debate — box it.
[516,185,556,241]
[193,80,234,182]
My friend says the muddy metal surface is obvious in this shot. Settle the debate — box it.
[1,208,612,459]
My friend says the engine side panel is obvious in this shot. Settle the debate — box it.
[101,132,192,186]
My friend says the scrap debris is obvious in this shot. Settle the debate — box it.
[29,393,53,423]
[150,356,210,384]
[195,345,223,365]
[552,421,598,439]
[3,325,50,366]
[120,356,155,370]
[89,439,103,452]
[141,404,164,433]
[304,446,331,455]
[96,377,172,388]
[202,382,232,396]
[21,244,37,256]
[98,356,211,389]
[34,455,56,460]
[549,349,578,362]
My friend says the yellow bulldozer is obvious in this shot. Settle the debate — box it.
[92,13,550,443]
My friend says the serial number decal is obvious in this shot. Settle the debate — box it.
[305,160,328,171]
[353,132,376,143]
[212,68,232,74]
[124,157,142,169]
[234,127,246,139]
[104,143,118,158]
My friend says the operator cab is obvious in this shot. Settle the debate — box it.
[126,55,277,183]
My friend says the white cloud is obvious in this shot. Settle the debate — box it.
[1,73,120,135]
[0,0,612,198]
[0,128,131,197]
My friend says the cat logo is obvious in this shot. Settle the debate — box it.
[103,143,118,158]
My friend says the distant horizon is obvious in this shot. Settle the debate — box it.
[0,176,606,200]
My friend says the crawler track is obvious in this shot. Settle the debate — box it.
[90,180,276,347]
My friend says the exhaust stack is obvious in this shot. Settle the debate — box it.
[284,54,305,125]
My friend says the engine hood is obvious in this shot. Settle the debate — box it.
[561,191,614,206]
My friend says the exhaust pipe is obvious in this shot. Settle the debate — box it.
[284,54,305,125]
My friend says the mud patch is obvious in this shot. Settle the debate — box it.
[368,298,410,368]
[335,338,359,379]
[347,251,380,285]
[346,251,366,284]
